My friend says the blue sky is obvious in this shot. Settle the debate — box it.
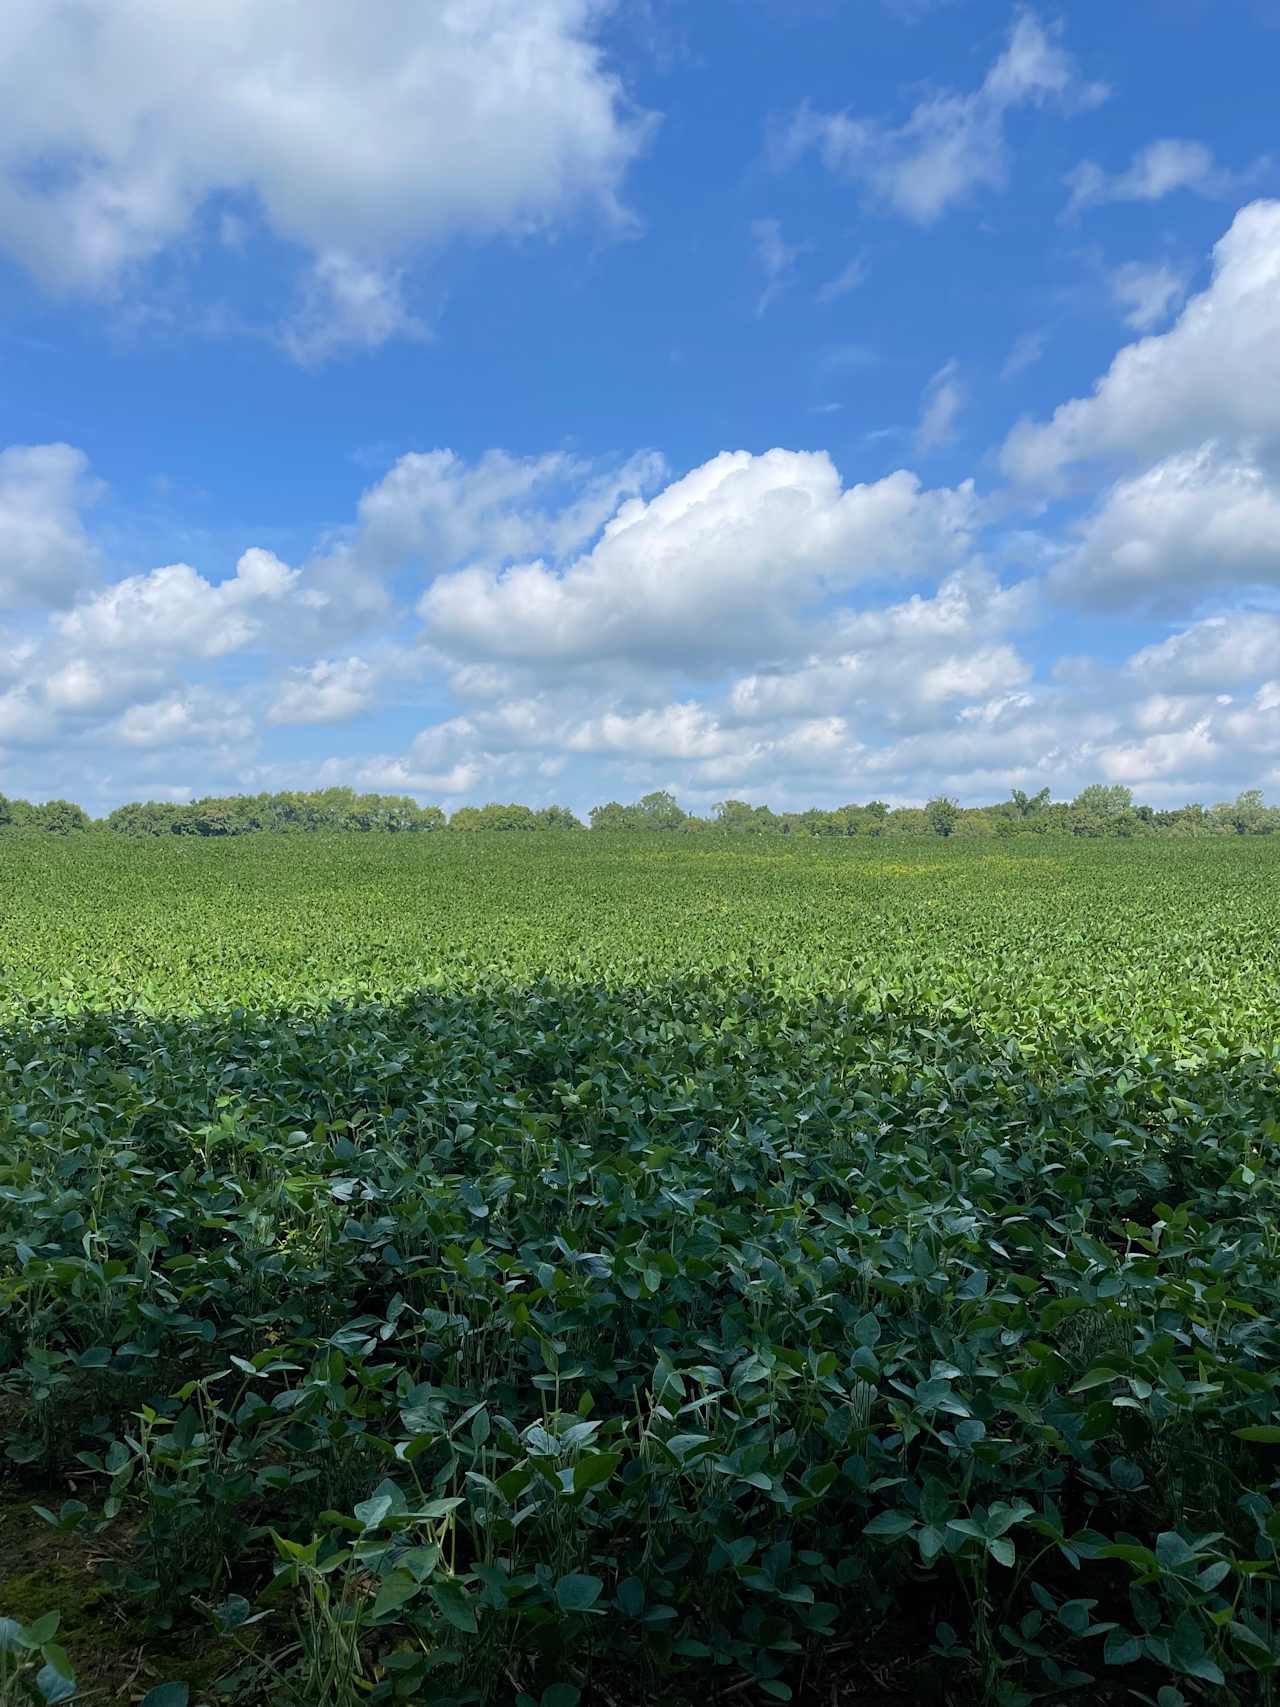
[2,0,1279,814]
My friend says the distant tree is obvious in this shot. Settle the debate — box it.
[1010,786,1051,819]
[98,788,450,836]
[275,790,328,832]
[349,794,435,831]
[925,795,960,837]
[449,802,543,830]
[490,803,540,831]
[792,807,847,836]
[1157,802,1212,834]
[1076,783,1131,816]
[1213,789,1278,835]
[953,808,996,838]
[1069,783,1133,837]
[188,799,238,836]
[589,801,641,831]
[714,799,760,833]
[635,790,687,831]
[106,801,184,836]
[887,807,929,834]
[64,779,1280,842]
[0,794,36,830]
[535,805,584,830]
[31,799,91,833]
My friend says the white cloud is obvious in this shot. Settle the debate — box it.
[566,701,732,759]
[230,642,1280,812]
[548,700,858,793]
[685,717,857,791]
[731,644,1028,727]
[351,447,666,574]
[0,687,56,747]
[1003,200,1280,483]
[916,359,965,451]
[356,717,492,796]
[832,567,1034,648]
[752,218,806,316]
[1127,613,1280,692]
[0,0,646,352]
[44,656,163,716]
[0,444,102,609]
[0,633,36,689]
[110,690,253,749]
[281,255,427,365]
[779,11,1105,223]
[1065,138,1245,217]
[1052,444,1280,611]
[728,570,1031,731]
[4,429,1279,813]
[1221,681,1280,758]
[55,547,308,659]
[1001,331,1044,379]
[1110,261,1187,331]
[816,255,868,304]
[269,656,377,725]
[419,448,978,668]
[1095,718,1219,785]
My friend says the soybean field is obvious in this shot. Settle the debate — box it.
[2,831,1280,1707]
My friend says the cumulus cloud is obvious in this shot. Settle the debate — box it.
[419,448,977,669]
[1051,445,1280,611]
[1002,200,1280,483]
[0,687,57,748]
[1127,613,1280,693]
[566,701,733,759]
[280,256,427,365]
[55,547,310,659]
[110,690,253,749]
[1095,718,1220,785]
[344,645,1278,809]
[0,0,646,353]
[1065,138,1246,217]
[683,717,857,792]
[731,644,1028,726]
[728,570,1031,731]
[269,656,378,725]
[43,657,164,716]
[351,447,666,575]
[1221,681,1280,761]
[1110,261,1187,331]
[0,634,36,690]
[4,427,1279,812]
[0,444,102,609]
[356,717,493,796]
[778,11,1105,223]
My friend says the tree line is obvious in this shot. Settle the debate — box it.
[589,785,1280,837]
[1,782,1277,838]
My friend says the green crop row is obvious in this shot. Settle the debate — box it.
[2,832,1280,1705]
